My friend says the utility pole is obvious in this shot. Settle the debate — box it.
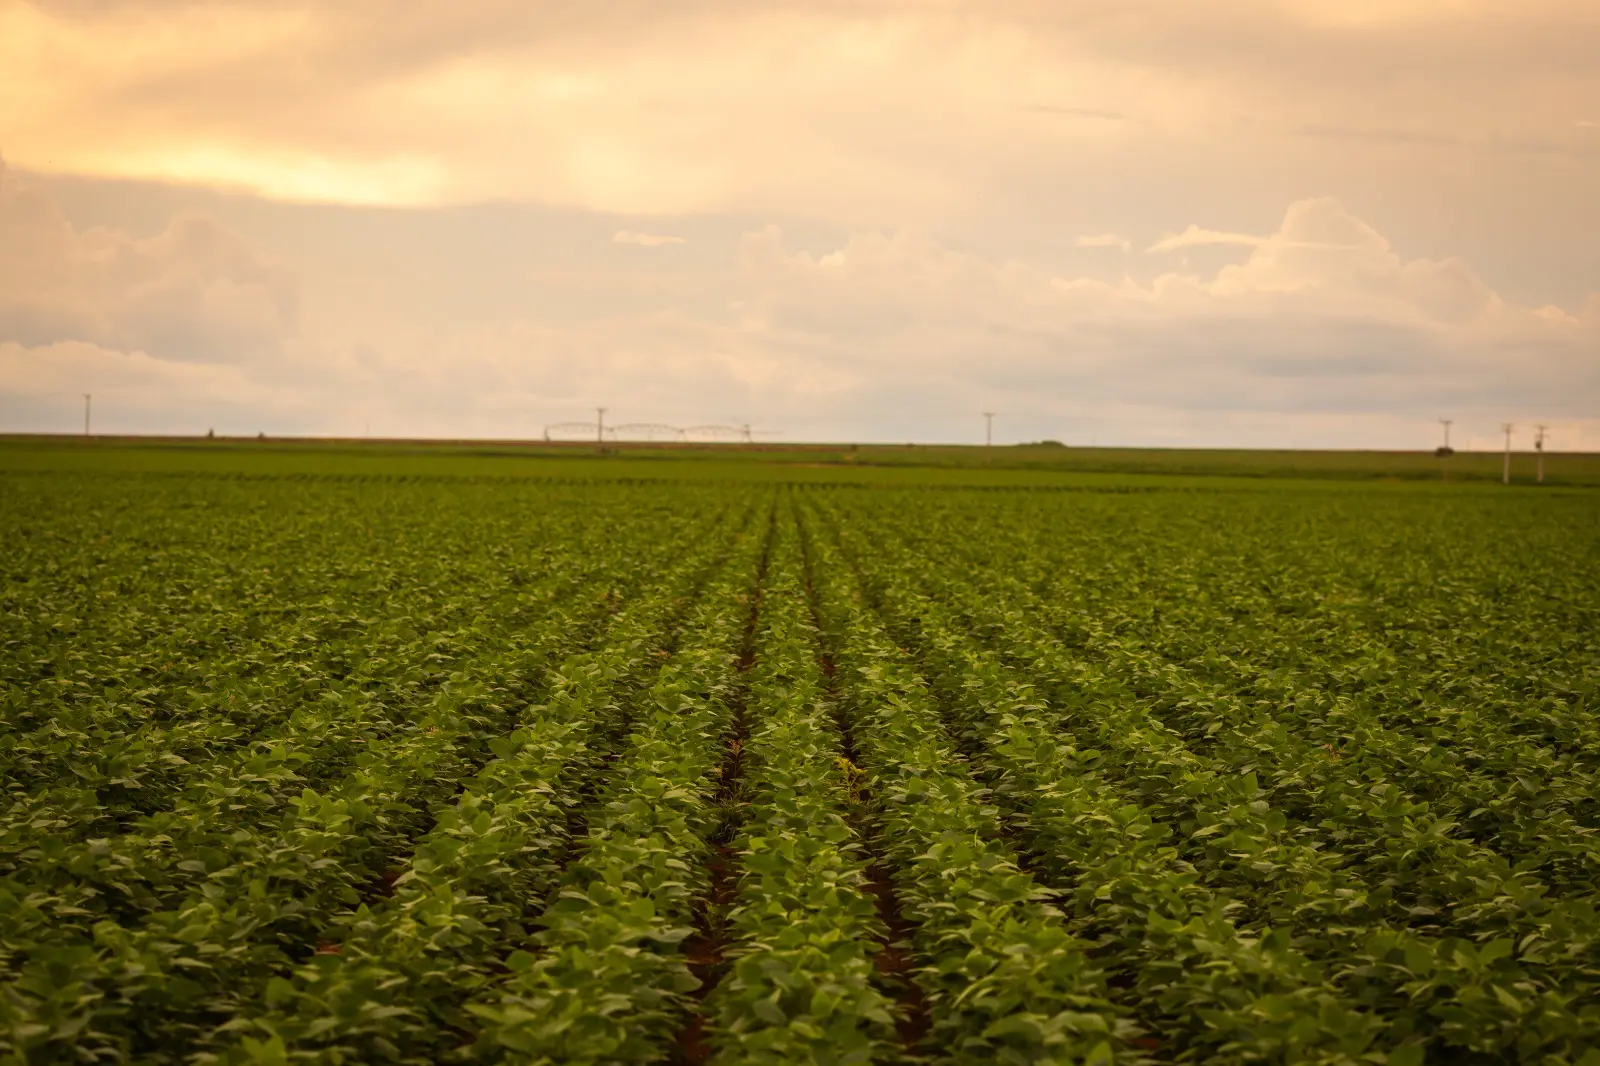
[84,393,91,436]
[596,407,606,445]
[1502,423,1514,485]
[1535,424,1548,484]
[983,412,995,462]
[1439,418,1453,481]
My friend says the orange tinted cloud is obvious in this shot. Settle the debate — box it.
[2,2,1596,444]
[5,1,1594,214]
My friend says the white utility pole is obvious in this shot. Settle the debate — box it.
[84,393,91,436]
[596,407,606,444]
[1535,425,1548,484]
[1439,418,1453,481]
[1502,423,1514,484]
[983,412,995,462]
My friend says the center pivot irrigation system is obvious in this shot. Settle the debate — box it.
[542,414,781,443]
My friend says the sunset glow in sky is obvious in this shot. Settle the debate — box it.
[2,0,1596,446]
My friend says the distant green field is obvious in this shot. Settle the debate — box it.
[4,434,1598,487]
[3,436,1597,1063]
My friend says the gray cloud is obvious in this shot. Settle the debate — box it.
[715,198,1597,431]
[3,65,1600,448]
[0,159,297,362]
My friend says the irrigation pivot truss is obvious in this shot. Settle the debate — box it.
[542,422,603,442]
[541,420,782,443]
[682,424,755,442]
[609,423,685,441]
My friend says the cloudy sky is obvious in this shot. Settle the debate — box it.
[2,0,1596,447]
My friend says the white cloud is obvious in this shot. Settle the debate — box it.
[1075,233,1131,252]
[716,198,1597,440]
[613,230,686,246]
[1147,225,1265,253]
[2,164,1595,447]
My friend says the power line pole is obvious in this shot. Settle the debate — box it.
[84,393,91,437]
[596,407,606,445]
[1502,423,1514,485]
[1535,424,1548,484]
[983,412,995,462]
[1439,418,1453,481]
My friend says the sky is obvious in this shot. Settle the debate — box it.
[1,0,1597,448]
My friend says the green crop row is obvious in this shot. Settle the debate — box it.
[0,489,737,1062]
[800,510,1139,1065]
[464,507,770,1063]
[812,492,1600,1063]
[2,465,1597,1066]
[700,508,897,1064]
[195,501,756,1064]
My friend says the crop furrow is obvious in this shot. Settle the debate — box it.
[799,502,1138,1066]
[0,509,746,1063]
[672,506,774,1063]
[797,507,933,1057]
[666,501,902,1066]
[463,502,772,1064]
[819,493,1599,1061]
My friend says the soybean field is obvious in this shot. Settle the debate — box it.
[3,444,1598,1065]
